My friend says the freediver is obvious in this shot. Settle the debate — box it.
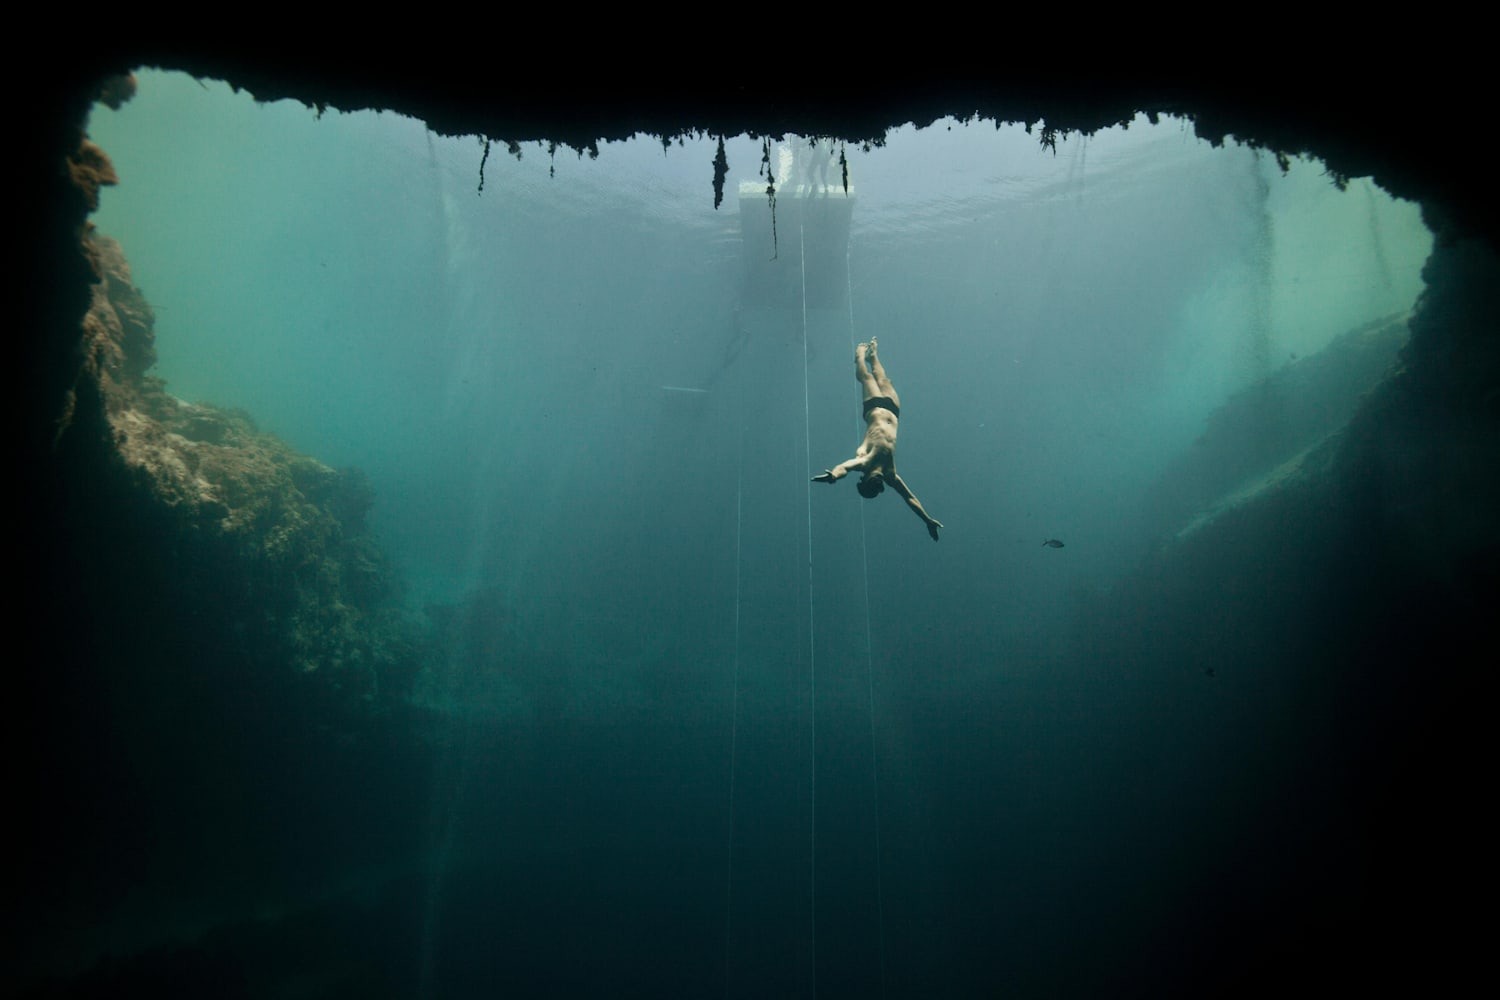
[813,338,943,541]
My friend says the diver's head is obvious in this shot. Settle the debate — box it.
[856,473,886,499]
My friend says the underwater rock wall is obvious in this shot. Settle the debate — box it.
[78,229,421,706]
[1131,224,1499,618]
[1062,231,1498,993]
[1142,313,1411,544]
[8,207,435,985]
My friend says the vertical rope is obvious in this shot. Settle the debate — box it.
[799,218,818,999]
[722,457,743,999]
[848,222,888,998]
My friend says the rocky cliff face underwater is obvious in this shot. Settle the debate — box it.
[78,230,422,712]
[13,70,1499,999]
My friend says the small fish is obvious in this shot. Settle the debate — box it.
[1042,538,1065,548]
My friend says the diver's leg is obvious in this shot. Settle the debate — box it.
[855,342,879,398]
[867,340,898,400]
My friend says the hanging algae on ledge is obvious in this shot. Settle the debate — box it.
[759,136,778,260]
[712,135,729,209]
[477,137,491,194]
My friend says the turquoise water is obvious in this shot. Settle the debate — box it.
[69,69,1436,996]
[88,71,1427,615]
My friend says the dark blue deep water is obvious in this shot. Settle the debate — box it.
[21,69,1474,998]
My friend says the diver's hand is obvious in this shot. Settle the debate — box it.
[927,519,943,541]
[812,470,837,484]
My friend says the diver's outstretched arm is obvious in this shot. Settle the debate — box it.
[812,455,865,483]
[890,473,943,540]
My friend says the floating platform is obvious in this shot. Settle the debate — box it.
[738,180,855,310]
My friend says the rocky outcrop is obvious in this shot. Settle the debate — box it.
[1143,313,1411,544]
[77,229,420,706]
[7,211,434,987]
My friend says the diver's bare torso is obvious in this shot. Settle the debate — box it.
[853,408,897,478]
